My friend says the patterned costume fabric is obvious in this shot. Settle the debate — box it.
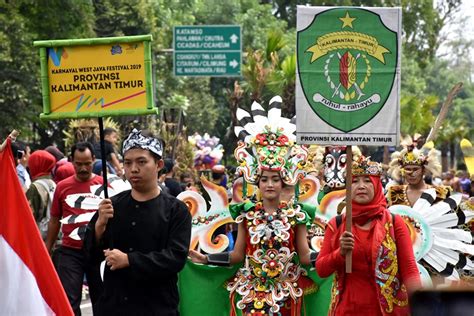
[228,201,316,315]
[386,184,450,207]
[226,96,316,315]
[322,211,415,316]
[317,167,420,316]
[122,128,163,157]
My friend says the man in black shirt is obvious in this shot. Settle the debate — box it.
[84,129,191,315]
[164,158,183,197]
[93,128,123,177]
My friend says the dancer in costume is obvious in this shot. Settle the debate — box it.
[317,156,421,315]
[387,139,474,286]
[387,141,448,207]
[189,96,317,316]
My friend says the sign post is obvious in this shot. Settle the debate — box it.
[174,25,241,77]
[35,35,158,248]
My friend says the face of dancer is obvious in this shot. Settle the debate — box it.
[72,148,94,182]
[351,176,375,204]
[123,148,163,192]
[259,170,283,202]
[404,165,423,185]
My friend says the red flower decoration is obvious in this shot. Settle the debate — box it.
[277,134,288,145]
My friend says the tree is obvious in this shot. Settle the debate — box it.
[0,2,38,139]
[267,0,462,68]
[0,1,96,148]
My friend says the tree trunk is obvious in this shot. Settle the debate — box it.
[383,145,390,165]
[441,142,449,172]
[449,141,456,170]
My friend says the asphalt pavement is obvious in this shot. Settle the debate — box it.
[80,293,93,315]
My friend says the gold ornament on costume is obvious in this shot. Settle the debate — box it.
[352,155,383,177]
[399,149,427,166]
[388,135,441,182]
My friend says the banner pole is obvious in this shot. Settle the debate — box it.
[345,145,353,273]
[98,117,114,249]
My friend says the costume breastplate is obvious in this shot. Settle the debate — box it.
[227,202,307,314]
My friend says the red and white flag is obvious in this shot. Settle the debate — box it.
[0,138,73,315]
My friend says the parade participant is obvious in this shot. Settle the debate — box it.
[387,143,447,206]
[387,142,474,287]
[45,145,68,179]
[93,127,123,177]
[25,150,56,240]
[210,164,227,187]
[54,161,75,183]
[189,96,317,315]
[164,158,183,197]
[84,129,191,315]
[180,171,199,192]
[45,141,103,315]
[11,140,31,191]
[316,156,421,315]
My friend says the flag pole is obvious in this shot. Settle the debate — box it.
[98,117,109,199]
[345,145,353,273]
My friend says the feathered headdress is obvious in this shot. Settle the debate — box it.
[388,136,441,181]
[234,96,307,186]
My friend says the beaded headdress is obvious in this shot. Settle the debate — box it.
[234,96,307,186]
[388,136,441,181]
[352,156,383,177]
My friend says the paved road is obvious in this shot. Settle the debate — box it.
[80,296,93,315]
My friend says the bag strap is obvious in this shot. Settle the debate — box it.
[33,179,55,214]
[336,214,343,228]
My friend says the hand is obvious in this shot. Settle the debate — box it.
[104,249,129,270]
[339,231,354,256]
[188,249,208,264]
[97,199,114,227]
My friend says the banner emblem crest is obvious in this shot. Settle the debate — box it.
[297,8,398,132]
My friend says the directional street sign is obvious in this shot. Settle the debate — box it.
[174,25,241,77]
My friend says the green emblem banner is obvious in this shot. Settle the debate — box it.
[296,7,401,146]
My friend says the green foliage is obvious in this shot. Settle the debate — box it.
[436,100,471,143]
[267,53,296,95]
[181,79,219,135]
[93,0,156,37]
[1,0,472,169]
[236,3,287,50]
[0,2,44,138]
[400,95,437,136]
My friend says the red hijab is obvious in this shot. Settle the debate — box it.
[54,162,75,183]
[28,150,56,180]
[352,175,387,225]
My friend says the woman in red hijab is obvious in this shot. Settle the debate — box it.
[28,150,56,181]
[316,156,421,316]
